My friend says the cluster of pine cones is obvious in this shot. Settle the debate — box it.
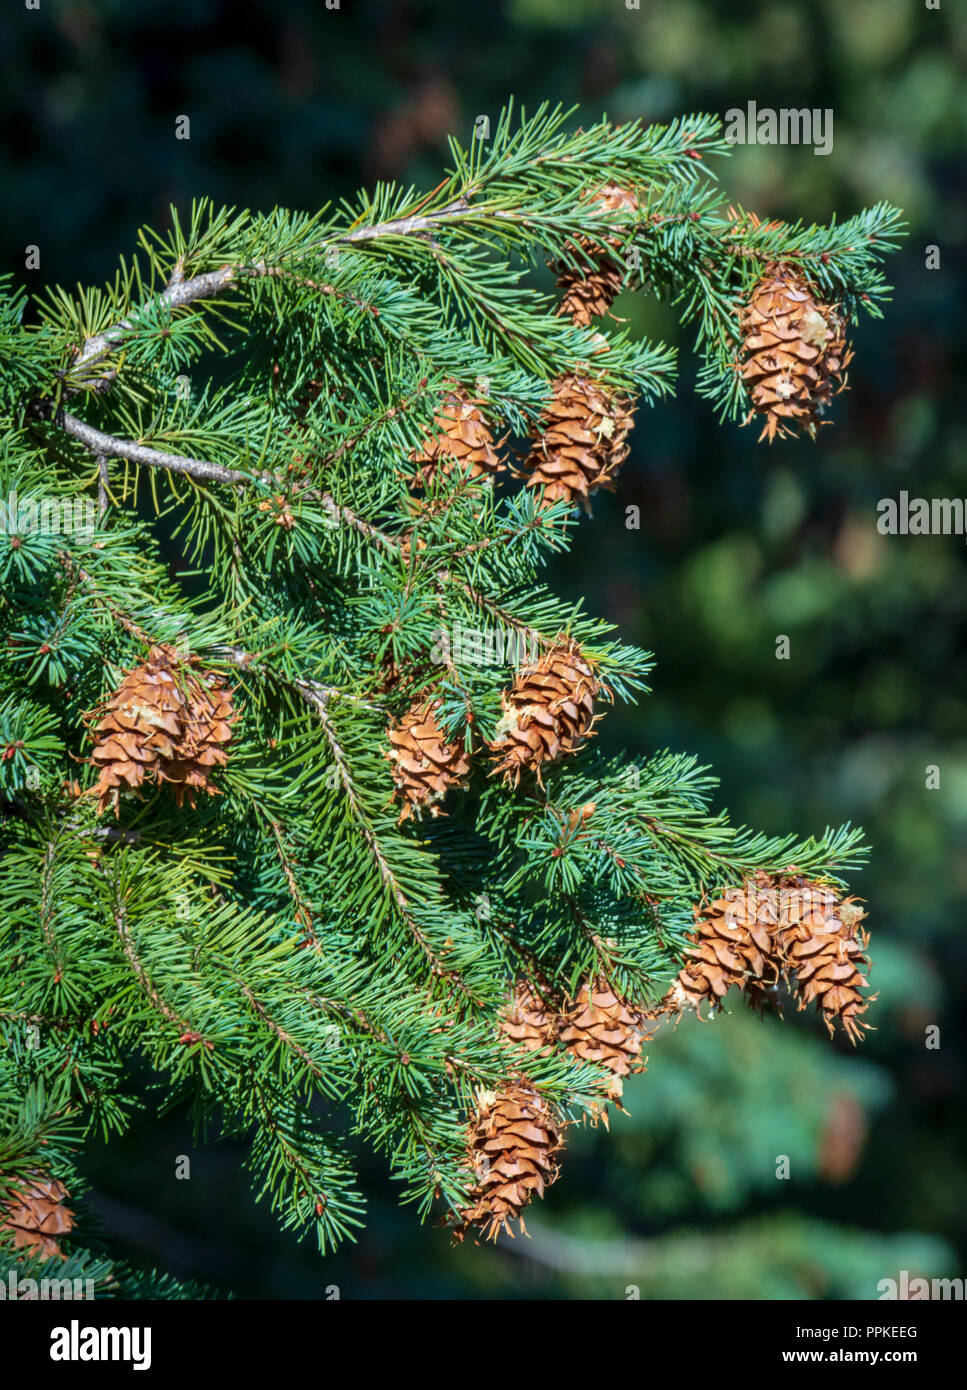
[454,976,651,1243]
[503,975,654,1099]
[401,196,853,544]
[61,188,862,1260]
[400,186,647,513]
[385,638,610,821]
[660,870,874,1042]
[406,372,635,517]
[87,644,236,816]
[454,871,873,1244]
[549,184,855,447]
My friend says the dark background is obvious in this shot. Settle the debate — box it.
[2,0,965,1298]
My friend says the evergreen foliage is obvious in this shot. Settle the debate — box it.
[0,104,902,1275]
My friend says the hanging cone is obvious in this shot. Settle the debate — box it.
[523,373,634,513]
[89,645,184,812]
[1,1174,75,1261]
[454,1078,564,1242]
[409,382,504,488]
[385,698,472,822]
[659,871,789,1019]
[162,665,237,810]
[558,976,653,1101]
[499,978,560,1054]
[552,184,641,326]
[88,645,236,815]
[739,263,853,443]
[489,637,611,787]
[775,882,874,1043]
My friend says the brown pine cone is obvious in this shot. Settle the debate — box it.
[499,978,560,1055]
[776,886,874,1043]
[88,645,236,815]
[659,872,875,1045]
[385,698,472,822]
[409,382,504,488]
[1,1174,75,1261]
[558,976,654,1101]
[739,263,853,443]
[489,637,611,787]
[552,184,642,326]
[522,373,634,513]
[659,872,791,1018]
[454,1078,565,1242]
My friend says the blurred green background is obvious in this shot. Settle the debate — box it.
[2,0,965,1298]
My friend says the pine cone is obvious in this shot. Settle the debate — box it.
[660,872,788,1019]
[552,184,641,326]
[89,645,236,815]
[409,382,504,488]
[455,1079,564,1242]
[385,698,472,822]
[1,1174,75,1261]
[739,263,853,443]
[558,976,653,1100]
[163,666,237,810]
[776,884,874,1043]
[523,373,634,512]
[550,183,641,326]
[499,978,560,1054]
[489,637,610,787]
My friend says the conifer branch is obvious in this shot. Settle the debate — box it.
[63,558,152,644]
[0,101,897,1264]
[238,983,325,1079]
[68,205,477,382]
[297,682,472,992]
[41,406,400,548]
[39,839,60,969]
[107,887,204,1042]
[255,810,317,945]
[441,570,547,647]
[73,266,237,377]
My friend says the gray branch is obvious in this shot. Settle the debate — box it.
[73,265,237,375]
[40,409,398,550]
[41,404,256,486]
[340,197,472,243]
[67,199,476,379]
